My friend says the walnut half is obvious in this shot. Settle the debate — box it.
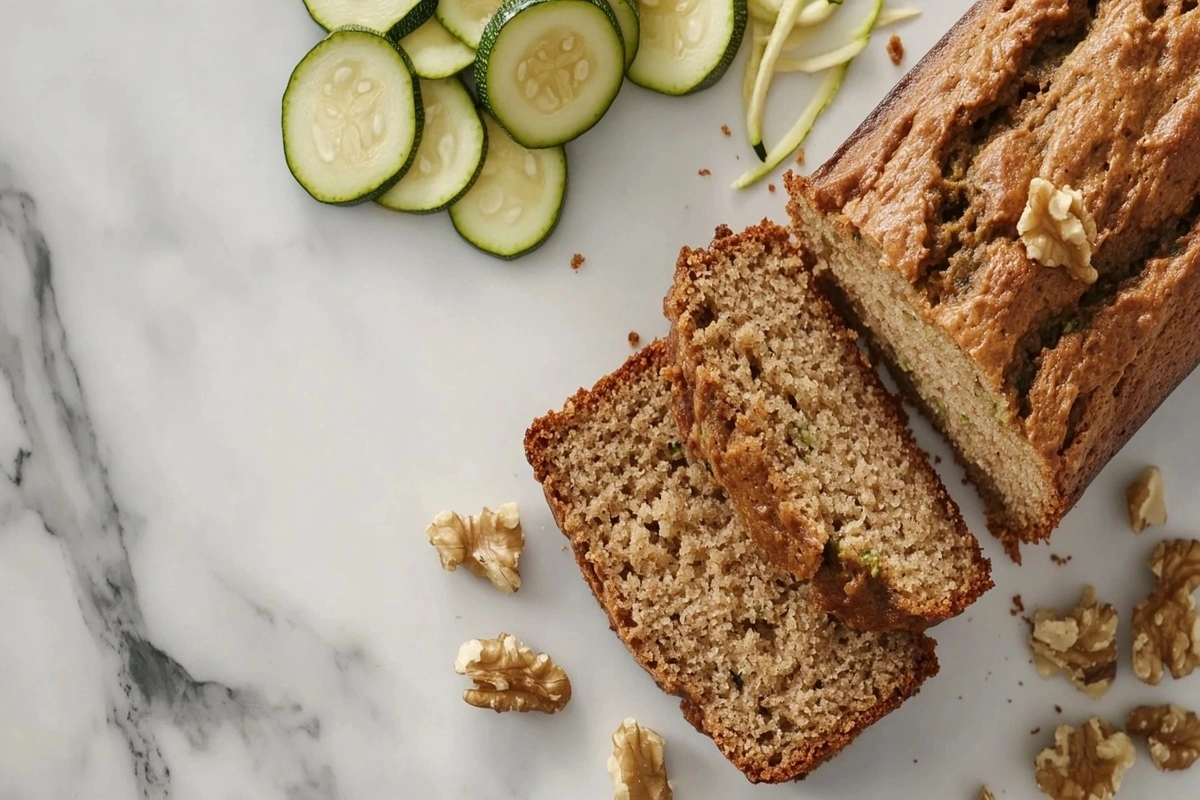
[1126,466,1166,533]
[608,718,672,800]
[1127,704,1200,772]
[1034,718,1136,800]
[454,633,571,713]
[427,504,524,593]
[1029,586,1118,698]
[1132,538,1200,685]
[1017,177,1098,284]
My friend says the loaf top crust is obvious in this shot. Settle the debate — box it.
[801,0,1200,498]
[524,342,938,783]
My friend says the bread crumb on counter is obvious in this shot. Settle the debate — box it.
[1050,553,1072,566]
[768,184,777,193]
[721,124,731,137]
[795,148,805,165]
[698,168,711,177]
[887,33,905,65]
[571,253,586,271]
[1010,594,1025,617]
[628,331,641,348]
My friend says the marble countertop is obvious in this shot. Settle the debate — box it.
[4,1,1200,798]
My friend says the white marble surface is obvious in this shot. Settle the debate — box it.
[2,1,1199,797]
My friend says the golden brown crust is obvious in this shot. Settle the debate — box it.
[788,0,1200,555]
[662,222,991,631]
[523,342,941,783]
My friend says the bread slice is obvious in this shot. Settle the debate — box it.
[524,342,939,783]
[786,0,1200,559]
[663,222,991,632]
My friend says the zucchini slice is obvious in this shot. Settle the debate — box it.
[436,0,509,48]
[449,113,567,259]
[378,78,488,213]
[398,17,478,78]
[282,29,424,205]
[610,0,641,69]
[476,0,625,148]
[626,0,748,95]
[304,0,436,38]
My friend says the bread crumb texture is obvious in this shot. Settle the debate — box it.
[663,221,990,629]
[524,342,937,782]
[886,32,904,64]
[571,253,586,271]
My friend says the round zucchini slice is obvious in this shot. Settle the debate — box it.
[627,0,747,95]
[303,0,437,38]
[377,78,488,213]
[449,112,567,259]
[436,0,509,48]
[476,0,625,148]
[611,0,641,69]
[282,29,424,205]
[398,18,478,78]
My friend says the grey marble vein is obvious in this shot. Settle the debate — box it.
[0,178,338,800]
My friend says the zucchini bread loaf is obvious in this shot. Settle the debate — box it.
[787,0,1200,558]
[663,222,990,631]
[524,342,939,783]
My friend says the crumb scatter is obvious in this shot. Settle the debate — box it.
[887,33,904,65]
[628,331,641,348]
[721,124,731,137]
[571,253,586,271]
[698,168,712,177]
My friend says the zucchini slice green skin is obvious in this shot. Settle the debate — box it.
[304,0,438,39]
[282,29,425,205]
[449,113,567,259]
[377,78,489,213]
[475,0,626,148]
[610,0,641,70]
[398,17,479,78]
[626,0,748,95]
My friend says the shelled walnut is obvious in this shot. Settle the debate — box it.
[454,633,571,713]
[1029,586,1118,698]
[426,503,524,593]
[1132,538,1200,685]
[1017,177,1098,283]
[1034,718,1135,800]
[1125,466,1166,533]
[608,718,672,800]
[1126,704,1200,772]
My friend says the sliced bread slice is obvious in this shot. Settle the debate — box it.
[524,341,939,783]
[663,222,991,632]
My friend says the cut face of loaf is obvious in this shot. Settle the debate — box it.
[787,0,1200,560]
[663,221,991,632]
[523,342,939,784]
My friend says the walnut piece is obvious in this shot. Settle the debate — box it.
[1029,586,1118,698]
[1017,177,1098,284]
[454,633,571,713]
[1127,704,1200,771]
[1132,538,1200,685]
[1126,466,1166,533]
[1034,718,1136,800]
[426,503,523,593]
[608,718,672,800]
